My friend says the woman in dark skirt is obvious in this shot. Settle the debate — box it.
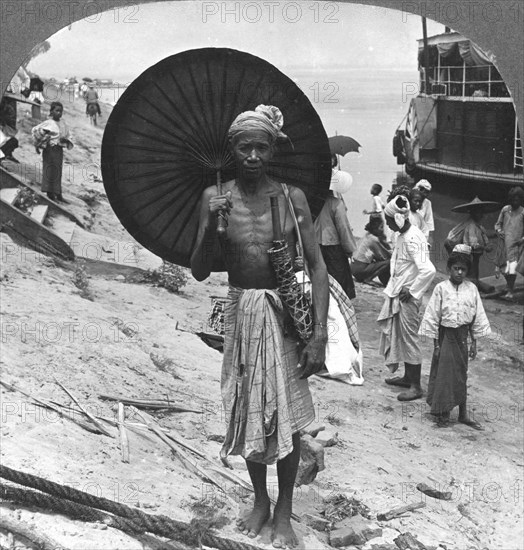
[32,101,73,202]
[419,244,491,430]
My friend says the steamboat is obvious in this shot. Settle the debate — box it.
[393,28,523,199]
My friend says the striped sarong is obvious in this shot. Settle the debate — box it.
[220,287,314,465]
[377,296,422,369]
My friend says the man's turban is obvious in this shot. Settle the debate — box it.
[384,195,410,229]
[228,104,288,143]
[414,179,432,191]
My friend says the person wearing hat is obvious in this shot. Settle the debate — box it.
[314,165,357,300]
[414,179,434,244]
[419,244,491,429]
[494,186,524,299]
[445,197,498,290]
[84,82,101,117]
[377,194,436,401]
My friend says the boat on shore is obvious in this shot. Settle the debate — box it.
[393,29,523,200]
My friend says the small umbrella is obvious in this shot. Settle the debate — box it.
[451,196,501,214]
[101,48,332,271]
[328,135,361,156]
[268,196,312,341]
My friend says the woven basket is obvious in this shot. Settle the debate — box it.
[207,296,226,335]
[268,240,313,342]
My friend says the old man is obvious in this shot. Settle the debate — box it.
[191,105,329,548]
[377,194,436,401]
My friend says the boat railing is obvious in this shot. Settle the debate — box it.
[515,124,523,171]
[420,65,509,98]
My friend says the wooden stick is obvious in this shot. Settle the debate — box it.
[394,532,428,550]
[0,516,64,550]
[131,407,238,507]
[118,403,130,463]
[98,394,201,413]
[0,380,103,435]
[377,502,425,521]
[54,377,113,437]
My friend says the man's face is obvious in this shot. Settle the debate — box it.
[509,194,522,210]
[418,187,429,199]
[50,106,63,120]
[470,208,484,222]
[231,130,274,181]
[410,192,423,212]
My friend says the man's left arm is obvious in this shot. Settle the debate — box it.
[290,187,329,378]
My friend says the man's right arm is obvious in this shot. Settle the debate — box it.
[190,187,219,281]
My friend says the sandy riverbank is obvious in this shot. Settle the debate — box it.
[0,97,523,549]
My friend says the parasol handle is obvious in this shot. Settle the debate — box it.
[270,196,283,241]
[216,171,227,236]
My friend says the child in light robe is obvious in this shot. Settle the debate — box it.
[419,244,491,430]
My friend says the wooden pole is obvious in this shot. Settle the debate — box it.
[270,196,283,241]
[422,17,431,95]
[216,170,228,236]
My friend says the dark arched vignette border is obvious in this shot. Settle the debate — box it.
[1,0,522,137]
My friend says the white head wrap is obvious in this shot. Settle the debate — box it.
[228,104,288,143]
[452,244,472,255]
[415,179,432,191]
[384,195,410,229]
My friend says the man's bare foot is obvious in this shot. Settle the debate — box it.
[458,415,484,431]
[272,513,298,548]
[385,376,410,388]
[236,498,270,538]
[397,386,423,401]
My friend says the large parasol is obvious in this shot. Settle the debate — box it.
[101,48,332,270]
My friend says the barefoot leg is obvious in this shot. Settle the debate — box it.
[236,460,270,538]
[272,432,300,548]
[458,402,484,430]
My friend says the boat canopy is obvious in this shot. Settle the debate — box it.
[417,31,508,98]
[418,32,495,67]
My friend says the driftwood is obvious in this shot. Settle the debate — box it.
[118,402,130,463]
[99,394,200,413]
[416,483,452,501]
[54,377,113,437]
[0,196,75,260]
[377,502,425,521]
[394,532,428,550]
[0,515,64,550]
[0,380,104,435]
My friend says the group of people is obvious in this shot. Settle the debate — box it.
[188,103,519,548]
[443,188,524,299]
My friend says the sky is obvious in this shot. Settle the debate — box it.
[27,1,444,83]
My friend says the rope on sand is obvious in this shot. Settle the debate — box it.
[0,465,264,550]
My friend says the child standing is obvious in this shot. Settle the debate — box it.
[494,186,524,299]
[363,183,390,241]
[32,101,73,202]
[419,244,491,430]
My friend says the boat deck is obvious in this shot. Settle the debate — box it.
[416,162,523,186]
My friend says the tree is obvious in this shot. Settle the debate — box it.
[23,41,51,67]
